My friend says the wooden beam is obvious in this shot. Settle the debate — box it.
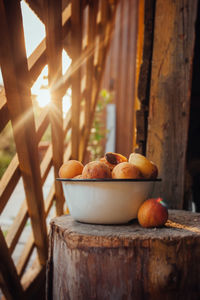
[71,0,82,160]
[44,0,65,215]
[79,0,99,162]
[146,0,198,208]
[0,0,48,264]
[124,0,139,156]
[136,0,155,154]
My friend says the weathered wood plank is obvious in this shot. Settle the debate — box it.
[146,0,198,208]
[44,0,65,215]
[0,229,24,299]
[0,0,48,263]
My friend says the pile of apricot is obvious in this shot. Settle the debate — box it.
[59,152,158,180]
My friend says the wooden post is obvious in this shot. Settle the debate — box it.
[47,211,200,299]
[71,0,82,160]
[146,0,198,208]
[136,0,155,154]
[44,0,65,215]
[79,0,99,162]
[0,0,48,264]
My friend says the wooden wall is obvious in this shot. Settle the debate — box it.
[101,0,139,157]
[146,0,198,208]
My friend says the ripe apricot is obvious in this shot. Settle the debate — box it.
[129,153,158,179]
[112,162,141,179]
[82,161,111,179]
[59,160,84,178]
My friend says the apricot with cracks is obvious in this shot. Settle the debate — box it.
[59,160,84,178]
[100,152,127,171]
[82,161,112,179]
[112,162,141,179]
[137,198,168,228]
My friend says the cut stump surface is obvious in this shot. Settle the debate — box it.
[47,210,200,300]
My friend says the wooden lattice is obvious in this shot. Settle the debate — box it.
[0,0,118,298]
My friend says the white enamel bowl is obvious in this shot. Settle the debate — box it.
[57,179,161,224]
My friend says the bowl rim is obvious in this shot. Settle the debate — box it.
[57,178,162,182]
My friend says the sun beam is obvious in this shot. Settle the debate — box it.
[36,89,51,108]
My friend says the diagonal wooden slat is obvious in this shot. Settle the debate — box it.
[5,142,53,256]
[5,201,28,254]
[15,183,55,280]
[35,108,49,144]
[0,154,20,214]
[0,108,50,215]
[24,0,43,22]
[0,229,25,299]
[40,144,53,184]
[0,0,48,264]
[0,89,9,132]
[63,108,71,136]
[28,39,47,85]
[44,183,55,217]
[16,233,35,279]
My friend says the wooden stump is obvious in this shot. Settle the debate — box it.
[47,210,200,300]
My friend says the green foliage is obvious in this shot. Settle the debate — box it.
[0,122,16,178]
[87,89,113,161]
[3,230,8,237]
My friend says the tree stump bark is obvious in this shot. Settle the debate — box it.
[47,210,200,300]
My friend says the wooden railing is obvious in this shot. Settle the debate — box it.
[0,0,118,298]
